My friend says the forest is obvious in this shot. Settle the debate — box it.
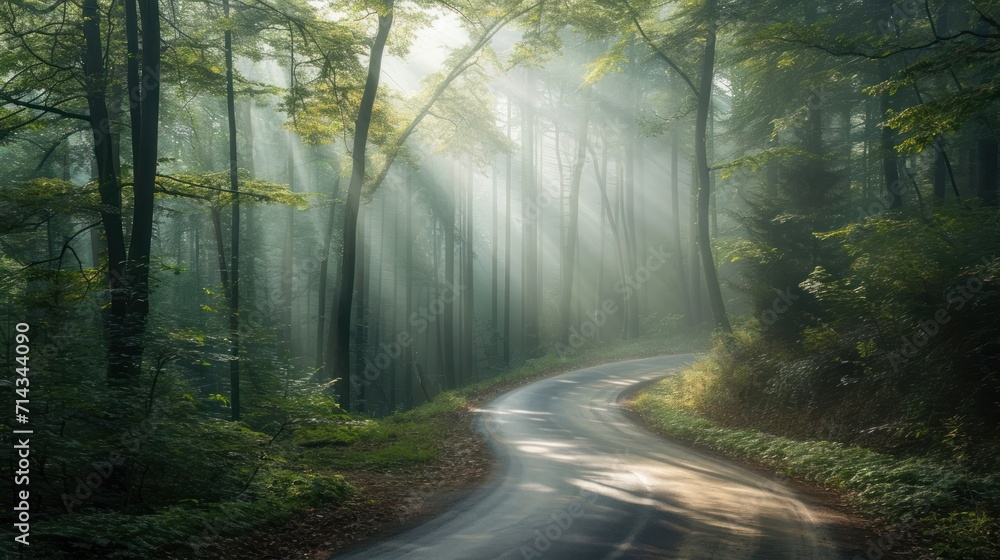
[1,0,999,558]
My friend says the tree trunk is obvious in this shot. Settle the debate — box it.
[463,156,476,380]
[879,60,903,209]
[978,135,998,206]
[694,16,731,333]
[503,97,513,366]
[404,171,413,407]
[491,157,499,360]
[328,3,394,410]
[85,0,159,381]
[560,89,590,345]
[671,127,694,325]
[443,179,457,388]
[624,113,640,339]
[223,0,241,420]
[521,71,539,358]
[316,177,342,372]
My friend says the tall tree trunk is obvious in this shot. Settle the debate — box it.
[223,0,241,420]
[404,172,413,407]
[491,157,499,361]
[624,120,640,339]
[463,156,476,380]
[671,127,694,325]
[560,90,590,345]
[328,3,394,410]
[879,60,903,209]
[443,178,457,388]
[124,0,141,171]
[978,135,998,206]
[521,71,539,358]
[211,207,230,296]
[694,15,731,333]
[316,177,342,372]
[503,97,513,366]
[242,99,258,306]
[85,0,159,381]
[355,207,369,413]
[689,163,702,323]
[589,141,629,340]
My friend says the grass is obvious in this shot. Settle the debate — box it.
[628,373,1000,560]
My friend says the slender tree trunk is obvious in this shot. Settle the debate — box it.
[978,135,998,206]
[463,156,476,380]
[316,177,342,372]
[443,165,457,389]
[689,167,702,323]
[242,99,258,306]
[624,76,640,338]
[211,207,230,296]
[503,97,513,365]
[694,15,731,332]
[521,71,539,358]
[879,60,903,209]
[404,171,413,407]
[328,3,394,410]
[589,141,629,340]
[560,89,590,345]
[354,207,369,413]
[671,127,694,325]
[491,157,499,361]
[223,0,241,420]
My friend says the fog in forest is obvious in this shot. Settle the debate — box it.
[3,1,999,558]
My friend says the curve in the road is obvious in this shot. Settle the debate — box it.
[335,355,846,560]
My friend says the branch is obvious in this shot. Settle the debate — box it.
[620,0,699,97]
[0,92,90,121]
[366,1,542,193]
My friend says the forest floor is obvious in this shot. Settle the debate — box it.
[205,407,493,560]
[200,333,710,560]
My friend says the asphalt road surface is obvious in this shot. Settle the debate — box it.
[336,355,846,560]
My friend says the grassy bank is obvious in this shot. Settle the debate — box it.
[628,372,1000,560]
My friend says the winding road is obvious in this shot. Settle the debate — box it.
[336,355,848,559]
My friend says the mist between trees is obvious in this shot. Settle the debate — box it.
[3,0,1000,557]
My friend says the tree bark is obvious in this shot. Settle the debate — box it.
[503,97,513,366]
[328,2,394,410]
[223,0,241,421]
[671,127,694,325]
[521,71,539,357]
[316,177,342,372]
[463,156,476,380]
[879,60,903,209]
[694,16,731,333]
[560,89,590,345]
